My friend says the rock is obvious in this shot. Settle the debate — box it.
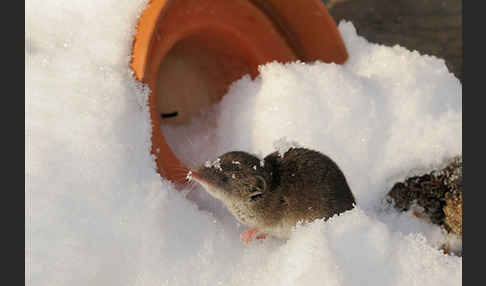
[440,158,463,236]
[386,156,463,237]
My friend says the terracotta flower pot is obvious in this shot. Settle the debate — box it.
[131,0,348,184]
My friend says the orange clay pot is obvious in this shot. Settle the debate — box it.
[131,0,348,184]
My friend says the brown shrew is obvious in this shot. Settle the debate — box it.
[189,147,356,243]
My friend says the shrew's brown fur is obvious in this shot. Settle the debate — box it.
[192,148,356,238]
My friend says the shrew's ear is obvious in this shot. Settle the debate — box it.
[263,152,278,172]
[255,175,266,192]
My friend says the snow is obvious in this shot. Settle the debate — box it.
[26,1,462,285]
[204,158,222,171]
[272,137,301,157]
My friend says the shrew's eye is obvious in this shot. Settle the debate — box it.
[249,192,263,202]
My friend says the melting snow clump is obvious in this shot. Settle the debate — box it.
[273,136,302,157]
